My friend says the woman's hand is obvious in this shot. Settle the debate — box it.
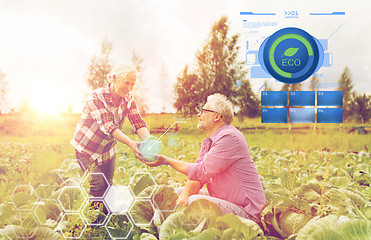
[128,140,145,161]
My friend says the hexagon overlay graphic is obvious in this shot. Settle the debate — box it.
[34,185,59,200]
[104,185,134,213]
[57,159,84,186]
[11,212,39,239]
[129,172,157,198]
[182,198,223,231]
[58,213,86,239]
[34,199,63,225]
[81,199,110,226]
[11,185,39,211]
[152,185,179,212]
[57,186,87,212]
[129,199,155,226]
[105,213,134,239]
[81,172,110,198]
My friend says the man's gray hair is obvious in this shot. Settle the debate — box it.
[207,93,234,124]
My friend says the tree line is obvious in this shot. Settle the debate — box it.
[0,16,369,124]
[61,16,371,124]
[173,17,370,123]
[174,16,259,120]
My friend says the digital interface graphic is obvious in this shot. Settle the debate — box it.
[261,108,287,123]
[261,91,343,123]
[289,91,315,106]
[0,1,370,240]
[240,10,348,124]
[261,91,287,106]
[139,135,164,162]
[259,27,323,84]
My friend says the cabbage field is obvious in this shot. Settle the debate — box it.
[0,126,370,239]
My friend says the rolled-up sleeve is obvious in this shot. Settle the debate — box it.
[86,93,118,136]
[187,134,240,183]
[127,99,147,132]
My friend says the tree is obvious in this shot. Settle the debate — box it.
[174,16,259,117]
[159,62,170,113]
[237,80,260,120]
[131,51,149,115]
[195,16,247,103]
[87,38,113,90]
[336,66,354,120]
[174,65,203,116]
[263,81,273,91]
[350,93,371,124]
[309,75,320,91]
[0,70,8,114]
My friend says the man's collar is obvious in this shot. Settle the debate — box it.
[209,124,229,142]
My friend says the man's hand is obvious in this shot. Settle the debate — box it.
[174,180,202,206]
[139,154,168,167]
[174,195,188,206]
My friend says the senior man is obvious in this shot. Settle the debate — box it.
[142,93,266,222]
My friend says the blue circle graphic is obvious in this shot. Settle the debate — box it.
[274,38,309,73]
[258,27,324,84]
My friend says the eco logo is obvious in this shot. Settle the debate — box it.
[259,27,324,84]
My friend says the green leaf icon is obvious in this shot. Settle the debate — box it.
[281,47,299,57]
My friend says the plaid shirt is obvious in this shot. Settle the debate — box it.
[71,85,147,165]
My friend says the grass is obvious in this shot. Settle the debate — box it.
[0,113,370,202]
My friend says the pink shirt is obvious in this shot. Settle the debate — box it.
[187,124,266,221]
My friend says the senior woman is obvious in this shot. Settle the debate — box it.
[71,63,149,197]
[141,93,266,222]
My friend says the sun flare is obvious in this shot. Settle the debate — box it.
[28,84,74,115]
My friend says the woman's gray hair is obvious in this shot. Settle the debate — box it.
[207,93,234,124]
[108,63,137,82]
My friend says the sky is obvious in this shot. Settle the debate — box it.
[0,0,370,113]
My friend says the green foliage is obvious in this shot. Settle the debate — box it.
[350,93,371,124]
[34,200,62,225]
[159,210,264,240]
[174,16,259,116]
[296,215,371,240]
[237,79,261,119]
[0,202,16,227]
[152,185,179,214]
[130,198,155,226]
[58,187,86,212]
[131,51,149,115]
[212,214,264,239]
[195,16,241,100]
[106,214,139,239]
[87,38,113,90]
[309,75,320,91]
[130,174,156,197]
[0,70,8,113]
[337,66,354,121]
[174,65,203,116]
[1,116,371,239]
[11,191,36,210]
[141,232,158,239]
[0,225,62,239]
[159,212,186,239]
